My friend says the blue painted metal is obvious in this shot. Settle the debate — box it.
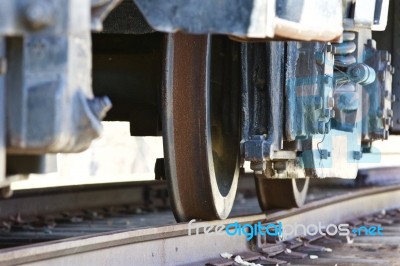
[285,42,334,140]
[362,40,393,141]
[0,0,112,154]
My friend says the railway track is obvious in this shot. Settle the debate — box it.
[0,1,399,265]
[0,169,399,265]
[0,180,169,222]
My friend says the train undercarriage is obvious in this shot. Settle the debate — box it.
[0,0,398,221]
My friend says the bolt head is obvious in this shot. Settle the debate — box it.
[320,149,330,159]
[24,2,54,30]
[273,161,287,172]
[250,161,266,171]
[353,151,362,160]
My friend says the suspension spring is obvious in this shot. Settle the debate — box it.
[333,31,376,86]
[333,31,357,68]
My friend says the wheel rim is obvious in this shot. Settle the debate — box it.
[163,33,240,221]
[291,177,309,206]
[255,176,310,210]
[294,178,307,193]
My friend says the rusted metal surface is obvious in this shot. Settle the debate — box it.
[0,175,259,249]
[255,177,309,210]
[0,181,168,222]
[163,33,240,221]
[0,181,399,265]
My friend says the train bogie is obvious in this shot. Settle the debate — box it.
[0,0,397,221]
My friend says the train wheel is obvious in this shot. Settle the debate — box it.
[163,33,240,221]
[255,177,310,210]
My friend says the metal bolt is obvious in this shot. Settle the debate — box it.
[250,161,266,171]
[273,161,287,172]
[320,149,330,159]
[24,2,54,30]
[353,151,362,160]
[347,63,376,86]
[88,96,112,120]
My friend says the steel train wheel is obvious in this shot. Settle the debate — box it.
[163,33,240,221]
[255,177,310,210]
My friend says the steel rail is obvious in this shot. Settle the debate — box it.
[0,184,399,265]
[0,174,257,222]
[0,181,168,221]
